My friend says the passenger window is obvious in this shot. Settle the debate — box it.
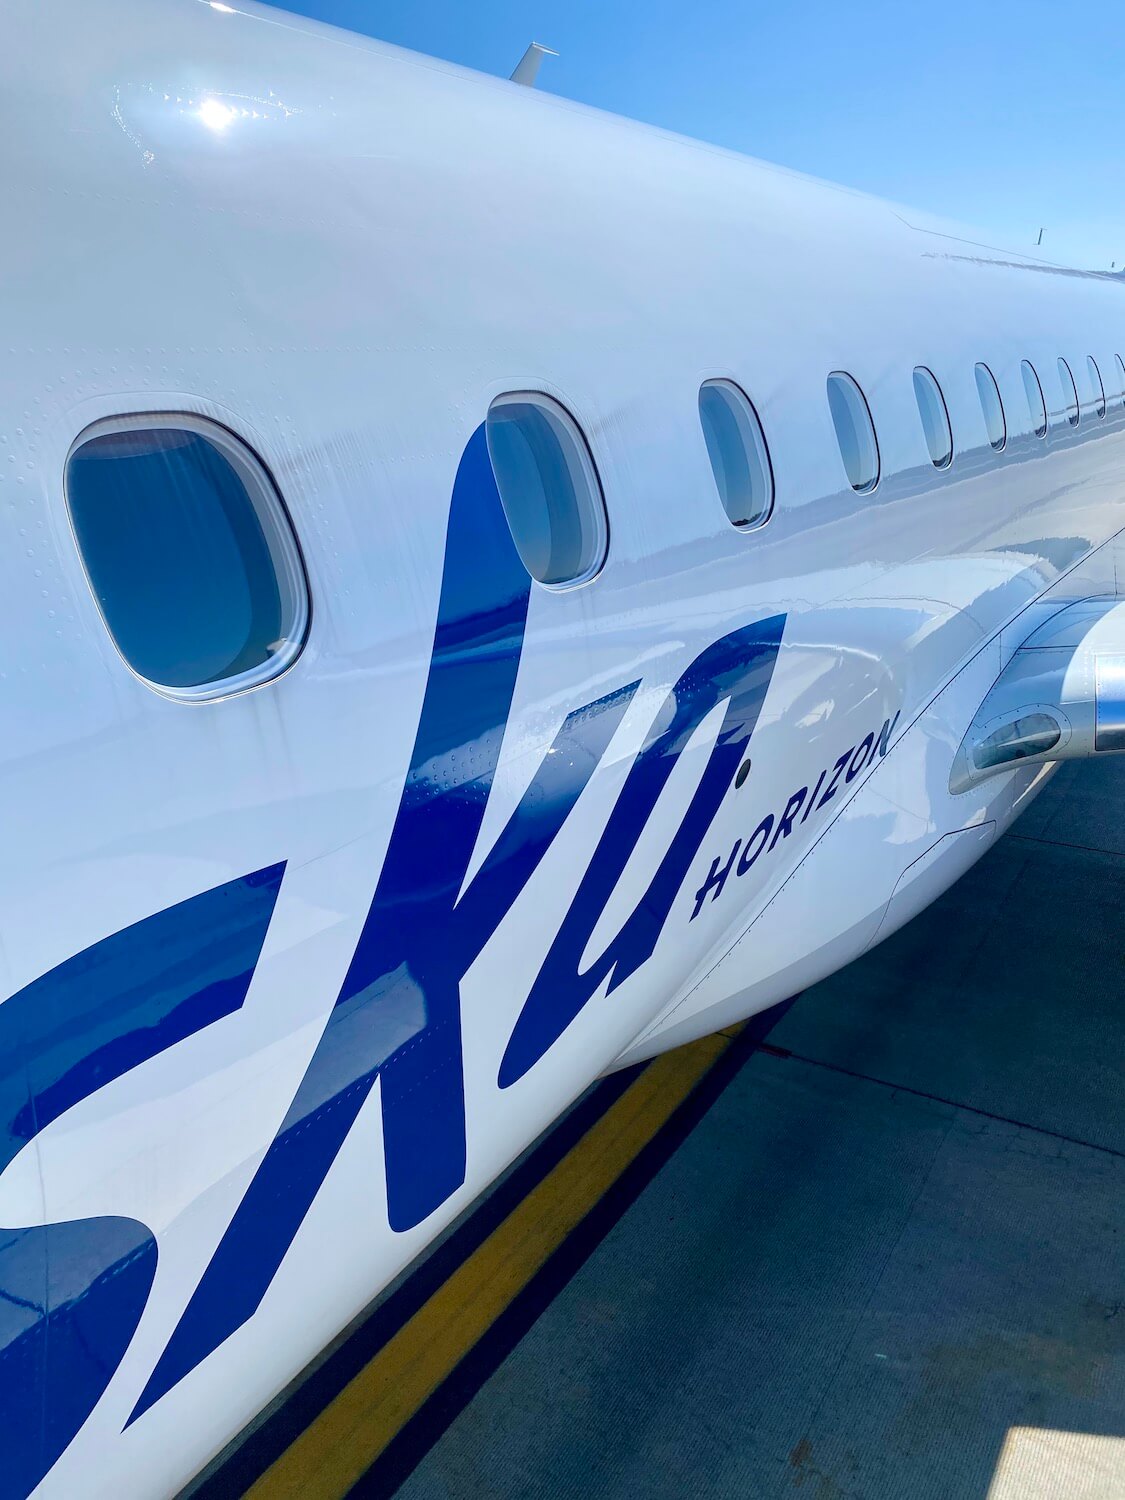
[1088,356,1107,418]
[698,380,775,529]
[1058,358,1080,426]
[912,367,953,468]
[486,393,608,587]
[1117,355,1125,406]
[1021,361,1048,438]
[66,415,308,696]
[827,372,880,493]
[974,363,1006,451]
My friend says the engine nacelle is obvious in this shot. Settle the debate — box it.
[951,598,1125,794]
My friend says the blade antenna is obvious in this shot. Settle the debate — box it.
[510,42,559,87]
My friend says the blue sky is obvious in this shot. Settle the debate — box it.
[264,0,1125,269]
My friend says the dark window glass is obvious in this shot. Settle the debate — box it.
[1058,358,1080,426]
[912,367,953,468]
[973,713,1061,771]
[67,417,307,694]
[698,380,775,528]
[1021,361,1047,438]
[486,394,608,586]
[827,372,880,492]
[1087,355,1106,418]
[975,363,1006,451]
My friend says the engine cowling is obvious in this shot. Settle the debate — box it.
[951,597,1125,794]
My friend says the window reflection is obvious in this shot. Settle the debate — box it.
[1021,361,1048,439]
[913,367,953,468]
[66,416,307,694]
[486,394,608,587]
[699,380,775,528]
[974,363,1006,451]
[827,372,880,493]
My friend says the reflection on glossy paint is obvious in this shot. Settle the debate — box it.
[111,81,302,162]
[198,98,238,132]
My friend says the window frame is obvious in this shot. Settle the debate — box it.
[1116,355,1125,407]
[485,391,609,591]
[826,370,881,494]
[912,366,954,469]
[1058,358,1081,427]
[1087,355,1107,419]
[1021,360,1048,439]
[974,362,1007,452]
[64,411,310,703]
[697,377,776,532]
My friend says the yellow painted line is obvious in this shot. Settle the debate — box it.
[248,1028,739,1500]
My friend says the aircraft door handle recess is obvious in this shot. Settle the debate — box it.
[951,598,1125,793]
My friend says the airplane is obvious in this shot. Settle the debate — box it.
[3,0,1125,1494]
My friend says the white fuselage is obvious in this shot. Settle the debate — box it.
[3,3,1125,1495]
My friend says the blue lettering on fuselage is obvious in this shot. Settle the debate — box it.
[0,421,789,1492]
[0,866,284,1500]
[131,425,786,1420]
[691,710,901,920]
